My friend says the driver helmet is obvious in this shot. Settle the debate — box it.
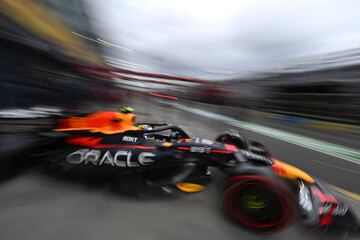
[119,106,134,114]
[139,124,153,131]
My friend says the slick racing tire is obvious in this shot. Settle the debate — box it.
[223,175,297,234]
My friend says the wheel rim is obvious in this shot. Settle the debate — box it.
[238,184,284,224]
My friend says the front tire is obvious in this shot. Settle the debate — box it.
[223,175,297,234]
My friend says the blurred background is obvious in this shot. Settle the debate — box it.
[0,0,359,240]
[1,0,360,123]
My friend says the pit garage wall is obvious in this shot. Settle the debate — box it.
[0,37,117,110]
[0,0,125,111]
[191,66,360,126]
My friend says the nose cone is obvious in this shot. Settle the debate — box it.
[272,160,315,183]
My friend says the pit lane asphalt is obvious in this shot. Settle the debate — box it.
[0,99,358,240]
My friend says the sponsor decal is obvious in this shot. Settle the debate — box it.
[299,182,313,212]
[190,146,211,153]
[66,149,155,167]
[65,136,154,149]
[122,136,138,143]
[201,139,214,145]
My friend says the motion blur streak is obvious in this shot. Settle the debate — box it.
[0,0,101,64]
[165,102,360,164]
[0,0,360,240]
[148,92,179,100]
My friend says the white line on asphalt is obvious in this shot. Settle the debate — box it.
[309,159,360,175]
[329,185,360,202]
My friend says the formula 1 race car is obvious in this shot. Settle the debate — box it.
[0,109,359,234]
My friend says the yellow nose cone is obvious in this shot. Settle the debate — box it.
[272,160,315,183]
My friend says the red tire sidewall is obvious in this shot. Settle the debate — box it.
[223,175,297,234]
